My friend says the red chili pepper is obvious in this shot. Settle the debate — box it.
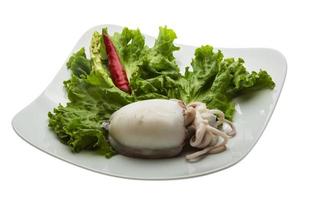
[103,33,131,94]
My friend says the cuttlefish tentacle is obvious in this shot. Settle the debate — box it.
[185,104,236,161]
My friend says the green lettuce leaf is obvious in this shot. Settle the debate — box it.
[130,26,182,99]
[153,26,180,61]
[90,31,114,88]
[66,48,91,78]
[48,104,115,156]
[179,45,275,119]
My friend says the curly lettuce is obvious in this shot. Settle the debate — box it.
[130,26,182,100]
[183,45,275,119]
[48,26,275,157]
[48,31,136,156]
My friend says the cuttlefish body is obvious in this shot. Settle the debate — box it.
[104,99,236,161]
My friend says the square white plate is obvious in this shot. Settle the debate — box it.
[12,24,287,180]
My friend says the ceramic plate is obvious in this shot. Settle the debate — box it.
[12,24,287,180]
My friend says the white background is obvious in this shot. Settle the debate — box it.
[0,0,308,199]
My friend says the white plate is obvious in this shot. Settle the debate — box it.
[12,24,287,180]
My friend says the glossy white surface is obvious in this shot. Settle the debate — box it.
[12,24,286,180]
